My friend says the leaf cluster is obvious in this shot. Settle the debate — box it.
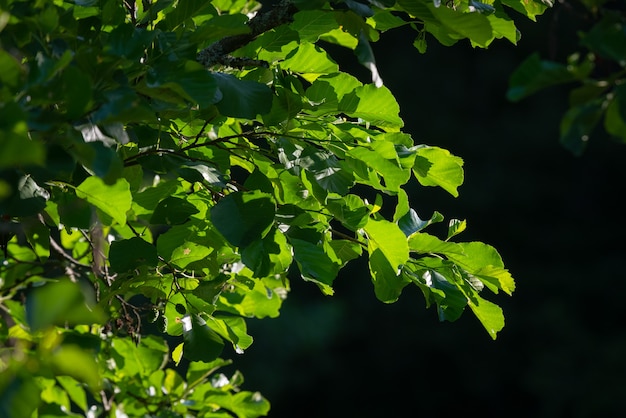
[1,0,547,416]
[507,0,626,155]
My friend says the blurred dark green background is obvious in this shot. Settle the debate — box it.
[236,4,626,416]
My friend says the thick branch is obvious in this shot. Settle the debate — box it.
[196,0,298,67]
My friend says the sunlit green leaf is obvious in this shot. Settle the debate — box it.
[369,248,410,303]
[56,376,88,412]
[467,293,505,340]
[281,42,340,81]
[413,146,464,197]
[364,218,409,270]
[76,177,132,225]
[340,84,403,130]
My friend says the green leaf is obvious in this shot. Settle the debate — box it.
[467,294,505,340]
[0,49,23,87]
[104,23,155,60]
[76,177,132,225]
[49,344,101,389]
[1,174,49,217]
[364,218,409,270]
[56,376,87,412]
[150,196,200,225]
[164,0,216,29]
[340,84,403,130]
[291,10,341,42]
[408,232,465,256]
[141,60,220,108]
[581,15,626,62]
[214,73,273,119]
[368,248,410,303]
[305,72,363,116]
[501,0,549,21]
[559,99,605,156]
[447,241,516,295]
[211,315,254,352]
[422,268,467,322]
[288,229,340,295]
[428,3,494,47]
[507,53,578,102]
[38,377,70,411]
[69,140,124,184]
[25,279,107,332]
[110,336,169,377]
[348,141,410,192]
[218,276,284,319]
[109,237,158,273]
[325,194,370,231]
[413,146,464,197]
[398,208,437,237]
[211,191,276,248]
[355,30,383,87]
[605,96,626,142]
[182,314,225,362]
[170,241,212,269]
[329,239,363,266]
[0,373,41,418]
[281,42,340,81]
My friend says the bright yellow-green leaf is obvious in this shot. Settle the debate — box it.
[413,146,464,197]
[75,177,131,225]
[364,218,409,270]
[281,42,339,81]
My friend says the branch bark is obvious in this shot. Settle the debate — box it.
[196,0,298,67]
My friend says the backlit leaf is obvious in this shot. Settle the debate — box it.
[76,177,132,225]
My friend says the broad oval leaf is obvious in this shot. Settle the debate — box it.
[214,73,273,119]
[210,191,276,248]
[75,177,132,225]
[364,218,409,270]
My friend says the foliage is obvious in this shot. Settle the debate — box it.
[1,0,547,416]
[507,0,626,155]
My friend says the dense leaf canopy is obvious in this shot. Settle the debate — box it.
[1,0,550,416]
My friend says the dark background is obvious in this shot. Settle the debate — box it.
[236,3,626,416]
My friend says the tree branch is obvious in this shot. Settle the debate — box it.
[196,0,298,68]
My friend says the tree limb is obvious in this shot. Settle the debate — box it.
[196,0,298,68]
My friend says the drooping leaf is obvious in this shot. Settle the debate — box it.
[446,241,516,295]
[467,293,505,340]
[355,30,383,87]
[181,314,225,362]
[364,218,409,270]
[413,146,464,197]
[369,248,410,303]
